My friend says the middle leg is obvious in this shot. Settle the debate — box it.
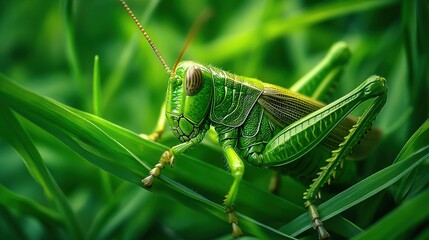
[222,145,245,237]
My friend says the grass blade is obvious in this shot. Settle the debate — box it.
[0,206,27,239]
[392,118,429,202]
[402,0,429,133]
[93,55,101,116]
[0,184,62,227]
[62,0,84,107]
[0,104,83,239]
[352,188,429,239]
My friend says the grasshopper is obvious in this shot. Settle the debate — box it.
[119,1,387,239]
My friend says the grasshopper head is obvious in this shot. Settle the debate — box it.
[165,61,213,142]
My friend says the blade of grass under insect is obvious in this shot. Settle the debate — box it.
[0,75,298,239]
[198,0,398,62]
[0,104,83,239]
[279,120,429,237]
[352,187,429,239]
[0,184,62,227]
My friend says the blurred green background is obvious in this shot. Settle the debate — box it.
[1,0,428,239]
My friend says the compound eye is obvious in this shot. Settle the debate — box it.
[185,65,203,96]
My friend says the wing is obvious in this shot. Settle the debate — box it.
[258,83,381,159]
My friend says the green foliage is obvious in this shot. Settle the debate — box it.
[0,0,428,239]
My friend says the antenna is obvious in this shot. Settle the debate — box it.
[170,9,212,77]
[119,0,171,73]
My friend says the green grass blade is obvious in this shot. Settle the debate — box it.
[86,183,155,239]
[0,206,27,239]
[92,54,114,198]
[395,117,429,164]
[402,0,429,132]
[0,184,62,227]
[323,217,363,238]
[352,188,429,239]
[0,104,83,239]
[62,0,84,107]
[93,55,101,116]
[392,118,429,202]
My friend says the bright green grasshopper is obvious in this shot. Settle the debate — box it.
[119,1,387,239]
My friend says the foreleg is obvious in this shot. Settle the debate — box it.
[142,128,206,188]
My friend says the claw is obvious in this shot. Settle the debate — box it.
[308,204,330,239]
[315,220,330,240]
[142,175,154,188]
[161,150,174,167]
[225,207,243,238]
[226,208,237,223]
[169,155,175,167]
[141,150,174,188]
[232,222,243,238]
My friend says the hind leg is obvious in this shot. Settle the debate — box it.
[262,76,387,239]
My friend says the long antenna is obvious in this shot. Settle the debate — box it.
[170,9,212,77]
[119,0,171,73]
